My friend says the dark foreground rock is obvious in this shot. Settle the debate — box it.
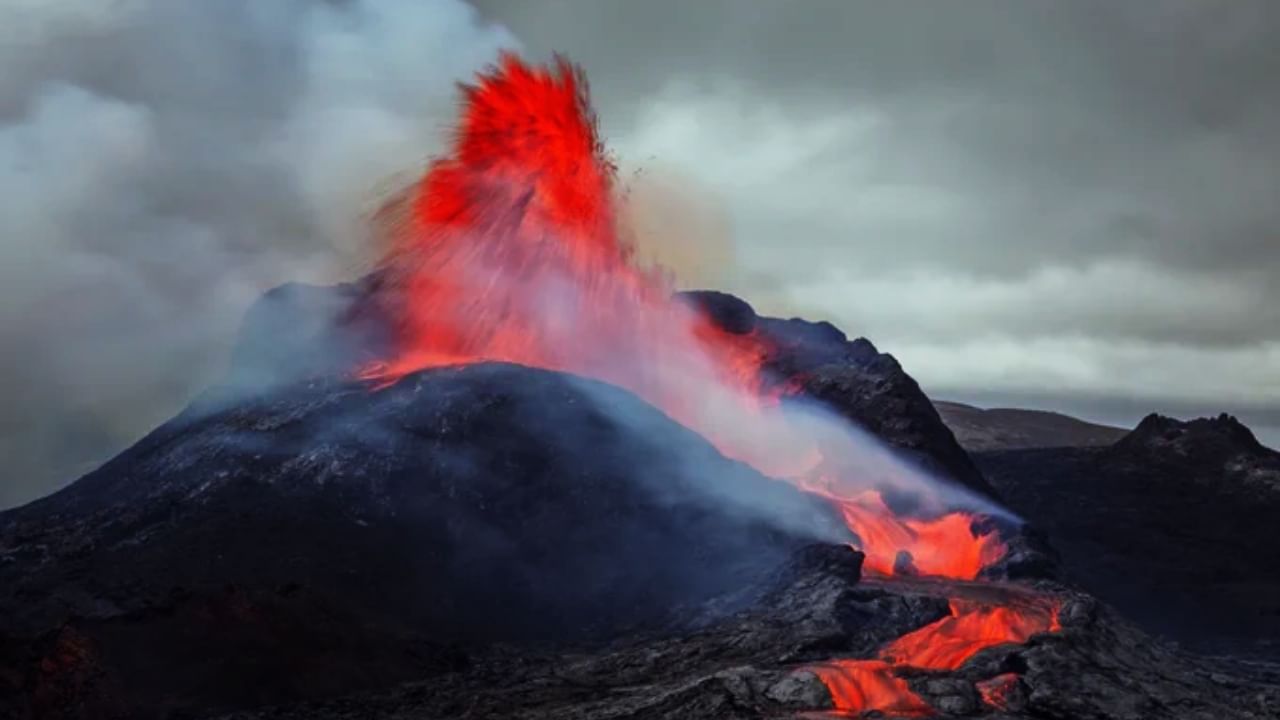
[3,365,1275,720]
[211,549,1280,720]
[6,281,1274,719]
[977,413,1280,659]
[0,363,846,719]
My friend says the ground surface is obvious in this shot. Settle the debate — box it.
[3,286,1277,718]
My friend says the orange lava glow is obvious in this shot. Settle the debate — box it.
[879,598,1061,671]
[362,53,776,420]
[810,596,1061,716]
[806,660,933,717]
[975,673,1022,711]
[359,52,1059,719]
[362,52,1008,584]
[801,483,1007,581]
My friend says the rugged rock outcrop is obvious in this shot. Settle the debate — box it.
[976,413,1280,659]
[6,282,1276,719]
[211,547,1280,720]
[229,284,994,500]
[679,290,995,499]
[0,364,844,719]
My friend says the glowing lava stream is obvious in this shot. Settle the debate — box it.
[880,598,1061,670]
[362,52,1003,583]
[808,593,1061,716]
[359,53,1064,715]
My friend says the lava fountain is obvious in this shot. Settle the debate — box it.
[361,52,1001,581]
[359,52,1060,715]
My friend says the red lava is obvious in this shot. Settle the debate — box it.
[358,53,1059,716]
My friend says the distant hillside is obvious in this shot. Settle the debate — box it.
[975,413,1280,658]
[933,400,1128,451]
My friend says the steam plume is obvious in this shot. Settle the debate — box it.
[0,0,515,508]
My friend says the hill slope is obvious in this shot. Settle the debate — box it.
[975,413,1280,658]
[0,363,842,718]
[934,400,1127,451]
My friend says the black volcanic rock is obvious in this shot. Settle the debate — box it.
[6,283,1280,719]
[976,413,1280,658]
[0,363,846,719]
[684,291,997,500]
[679,290,758,335]
[225,283,995,501]
[1116,412,1270,459]
[211,566,1280,720]
[778,352,995,498]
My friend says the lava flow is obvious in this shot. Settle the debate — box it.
[362,52,999,581]
[810,595,1061,715]
[799,480,1007,580]
[361,52,1062,716]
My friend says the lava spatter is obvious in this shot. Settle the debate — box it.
[362,52,1061,716]
[363,52,1005,583]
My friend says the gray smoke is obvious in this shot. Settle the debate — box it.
[0,0,516,508]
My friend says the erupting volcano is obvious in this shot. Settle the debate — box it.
[355,53,1064,715]
[361,52,1007,580]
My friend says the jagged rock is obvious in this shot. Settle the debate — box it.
[763,670,829,707]
[976,414,1280,658]
[225,283,997,501]
[675,290,997,500]
[8,280,1273,720]
[0,363,847,719]
[679,290,757,335]
[1116,412,1268,458]
[209,569,1280,720]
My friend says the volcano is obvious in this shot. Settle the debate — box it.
[3,54,1279,719]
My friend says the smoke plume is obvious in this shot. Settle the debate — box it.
[0,0,515,508]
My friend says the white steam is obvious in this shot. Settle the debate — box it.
[0,0,516,508]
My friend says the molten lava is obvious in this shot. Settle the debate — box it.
[807,660,933,717]
[360,52,1063,716]
[802,484,1007,580]
[880,597,1061,671]
[975,673,1022,711]
[363,52,1003,584]
[362,53,775,418]
[810,595,1061,715]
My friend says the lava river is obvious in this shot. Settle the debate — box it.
[359,53,1062,716]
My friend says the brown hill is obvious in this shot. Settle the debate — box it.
[934,400,1127,451]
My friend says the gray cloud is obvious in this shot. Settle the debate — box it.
[474,0,1280,434]
[0,0,515,508]
[4,1,1279,508]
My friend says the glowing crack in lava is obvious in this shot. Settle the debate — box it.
[810,596,1061,715]
[975,673,1023,711]
[360,52,1060,715]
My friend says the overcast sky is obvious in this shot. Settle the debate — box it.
[1,1,1277,508]
[473,0,1280,441]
